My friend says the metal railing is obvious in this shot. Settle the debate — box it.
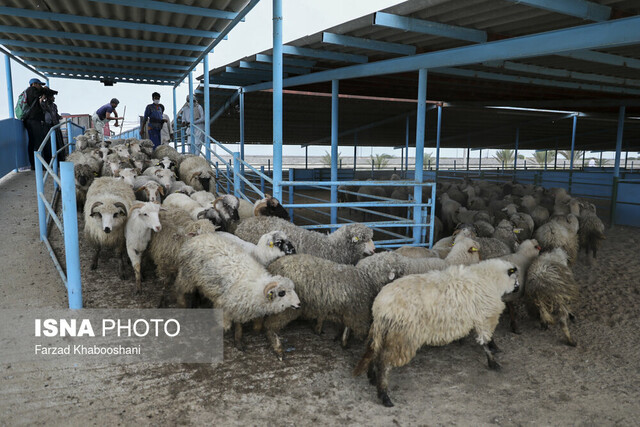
[34,119,84,309]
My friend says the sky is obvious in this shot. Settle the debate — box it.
[0,0,625,159]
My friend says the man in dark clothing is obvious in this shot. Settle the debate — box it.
[23,78,50,170]
[41,88,65,162]
[142,92,167,148]
[92,98,120,140]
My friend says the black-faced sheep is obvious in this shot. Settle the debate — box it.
[254,194,290,220]
[215,230,296,265]
[234,217,375,265]
[83,177,135,279]
[525,248,578,346]
[354,259,520,407]
[174,233,301,350]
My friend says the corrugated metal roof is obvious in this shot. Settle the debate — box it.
[0,0,254,85]
[200,0,640,150]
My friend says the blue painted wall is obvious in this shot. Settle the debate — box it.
[0,118,29,178]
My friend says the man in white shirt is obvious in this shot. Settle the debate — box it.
[161,113,172,145]
[178,95,205,153]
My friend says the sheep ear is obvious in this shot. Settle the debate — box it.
[508,267,518,275]
[514,228,522,234]
[352,236,360,243]
[190,171,202,181]
[130,203,145,212]
[158,186,165,196]
[268,240,274,248]
[264,282,278,300]
[197,211,206,219]
[388,271,396,281]
[468,246,478,253]
[90,201,103,214]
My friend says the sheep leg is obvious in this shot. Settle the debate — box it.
[91,247,101,270]
[367,364,377,386]
[559,309,577,347]
[482,344,502,370]
[116,248,128,280]
[252,317,264,333]
[538,306,554,330]
[341,327,351,349]
[487,339,501,354]
[313,319,324,335]
[375,356,394,407]
[234,322,245,352]
[266,329,284,361]
[506,301,521,334]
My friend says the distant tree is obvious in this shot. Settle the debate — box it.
[493,149,515,166]
[533,150,556,166]
[423,151,433,166]
[558,150,584,164]
[518,154,525,160]
[321,150,342,167]
[370,153,393,169]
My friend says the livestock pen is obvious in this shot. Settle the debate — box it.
[2,0,640,424]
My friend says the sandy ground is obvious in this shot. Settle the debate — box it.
[1,170,639,426]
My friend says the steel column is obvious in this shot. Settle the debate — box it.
[51,132,58,191]
[435,105,442,171]
[331,79,339,226]
[34,155,46,240]
[4,54,14,118]
[570,115,577,170]
[188,72,195,154]
[172,86,177,140]
[514,128,520,173]
[479,149,482,170]
[413,69,427,245]
[272,0,283,202]
[204,55,211,162]
[239,88,245,192]
[232,152,241,197]
[354,133,358,172]
[60,161,82,309]
[613,106,625,178]
[405,116,409,175]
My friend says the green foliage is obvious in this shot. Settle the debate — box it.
[493,149,515,166]
[369,153,393,169]
[533,150,556,165]
[558,150,584,164]
[321,150,342,167]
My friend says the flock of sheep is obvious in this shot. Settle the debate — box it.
[66,129,606,407]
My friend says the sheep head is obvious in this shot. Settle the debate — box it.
[262,276,300,311]
[259,231,296,256]
[335,223,375,259]
[213,195,240,222]
[74,164,95,188]
[89,201,127,234]
[254,194,290,220]
[130,202,162,232]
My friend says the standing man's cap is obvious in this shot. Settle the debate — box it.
[29,78,45,85]
[110,98,120,104]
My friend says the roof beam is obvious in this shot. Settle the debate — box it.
[503,0,611,21]
[373,12,487,43]
[85,0,238,20]
[0,45,48,80]
[226,66,289,79]
[239,60,310,75]
[322,32,416,55]
[435,67,640,95]
[255,54,316,68]
[12,51,190,71]
[0,38,195,61]
[174,0,260,86]
[0,25,206,51]
[28,61,183,78]
[44,72,175,85]
[282,45,368,64]
[0,6,221,38]
[243,15,640,92]
[484,60,640,87]
[557,50,640,70]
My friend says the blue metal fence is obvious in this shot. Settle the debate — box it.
[0,118,29,178]
[34,119,84,309]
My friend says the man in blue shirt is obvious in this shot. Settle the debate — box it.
[141,92,167,148]
[92,98,120,140]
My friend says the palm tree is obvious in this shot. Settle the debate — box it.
[369,153,393,169]
[558,150,584,165]
[493,149,515,167]
[533,150,556,166]
[423,151,433,166]
[321,150,342,167]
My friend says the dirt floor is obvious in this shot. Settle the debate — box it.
[1,170,639,425]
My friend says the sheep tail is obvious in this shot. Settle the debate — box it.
[353,338,376,377]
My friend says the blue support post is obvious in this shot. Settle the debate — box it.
[34,155,46,240]
[260,165,265,194]
[226,163,231,194]
[613,106,625,178]
[66,121,74,153]
[232,152,241,197]
[354,133,357,172]
[288,168,294,222]
[60,161,82,309]
[204,55,211,162]
[172,86,177,140]
[51,132,58,191]
[331,79,339,226]
[413,69,427,245]
[272,0,284,202]
[466,140,470,170]
[215,162,220,193]
[478,149,482,171]
[570,115,577,170]
[305,146,308,169]
[5,54,14,118]
[435,105,442,172]
[239,88,245,192]
[545,150,548,170]
[180,128,184,153]
[188,71,195,154]
[405,116,409,175]
[514,128,520,175]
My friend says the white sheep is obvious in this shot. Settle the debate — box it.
[162,192,206,219]
[534,214,579,265]
[354,259,520,407]
[125,202,162,293]
[133,176,164,203]
[174,233,301,350]
[143,166,176,191]
[215,230,296,265]
[83,177,135,279]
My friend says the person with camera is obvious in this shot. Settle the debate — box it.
[22,78,51,170]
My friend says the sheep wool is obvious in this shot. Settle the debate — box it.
[354,259,519,407]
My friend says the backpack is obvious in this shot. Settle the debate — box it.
[15,90,38,120]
